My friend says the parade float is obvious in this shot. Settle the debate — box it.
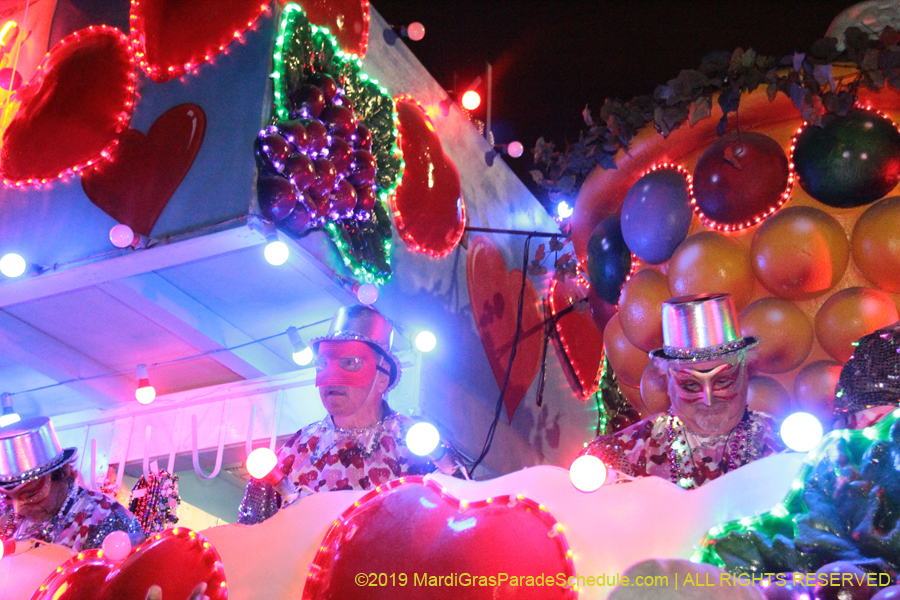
[1,0,900,599]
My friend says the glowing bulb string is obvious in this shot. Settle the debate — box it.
[5,317,332,399]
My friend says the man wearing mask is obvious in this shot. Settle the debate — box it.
[584,293,783,489]
[239,305,462,523]
[0,417,144,551]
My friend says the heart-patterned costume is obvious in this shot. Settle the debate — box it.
[1,483,143,551]
[238,402,461,524]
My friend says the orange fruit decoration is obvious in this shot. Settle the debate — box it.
[739,298,814,374]
[618,269,669,352]
[814,287,900,363]
[747,376,793,419]
[603,313,650,388]
[618,381,648,418]
[851,196,900,293]
[750,206,850,300]
[639,362,671,415]
[794,360,843,428]
[667,232,755,310]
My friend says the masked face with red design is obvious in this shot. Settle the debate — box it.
[666,353,750,436]
[315,340,391,429]
[0,469,71,523]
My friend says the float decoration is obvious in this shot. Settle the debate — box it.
[620,164,693,264]
[0,26,135,186]
[303,476,577,600]
[268,4,401,283]
[391,95,465,258]
[32,527,227,600]
[293,0,370,58]
[82,104,206,237]
[549,278,604,398]
[128,469,181,535]
[533,27,900,202]
[466,235,543,422]
[696,411,900,577]
[130,0,271,82]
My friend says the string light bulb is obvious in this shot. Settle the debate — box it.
[246,447,278,479]
[461,90,481,111]
[264,233,289,266]
[557,201,574,219]
[0,253,26,277]
[569,454,607,492]
[406,422,440,456]
[0,393,20,427]
[109,224,139,248]
[780,412,823,452]
[414,330,437,353]
[135,364,156,405]
[287,326,313,366]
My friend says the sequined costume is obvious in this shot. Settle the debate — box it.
[238,402,457,524]
[2,483,143,551]
[583,408,783,489]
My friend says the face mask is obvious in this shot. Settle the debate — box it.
[669,361,744,406]
[315,340,379,388]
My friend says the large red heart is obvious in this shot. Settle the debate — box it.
[130,0,271,82]
[81,104,206,236]
[467,236,543,422]
[0,26,134,185]
[31,528,227,600]
[303,477,576,599]
[289,0,369,57]
[392,95,465,258]
[549,278,605,399]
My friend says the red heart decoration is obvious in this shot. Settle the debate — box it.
[290,0,370,57]
[0,26,134,185]
[31,528,227,600]
[130,0,271,82]
[303,477,576,600]
[549,279,605,398]
[392,96,466,258]
[467,236,543,422]
[82,103,206,236]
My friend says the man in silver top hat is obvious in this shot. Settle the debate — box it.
[583,293,782,489]
[0,417,144,551]
[238,305,462,524]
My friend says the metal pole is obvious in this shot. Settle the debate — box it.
[485,62,493,144]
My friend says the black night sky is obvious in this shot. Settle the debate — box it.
[374,0,864,201]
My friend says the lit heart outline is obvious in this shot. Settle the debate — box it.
[0,26,135,187]
[30,527,227,600]
[302,476,577,600]
[549,278,605,399]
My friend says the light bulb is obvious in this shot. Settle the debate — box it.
[557,201,574,219]
[406,422,440,456]
[406,22,425,41]
[506,141,524,158]
[415,331,437,353]
[356,283,378,305]
[0,393,19,427]
[293,346,313,366]
[246,447,278,479]
[101,531,132,562]
[0,253,26,277]
[135,364,155,405]
[569,454,607,492]
[780,412,823,452]
[264,233,289,266]
[109,224,137,248]
[461,90,481,111]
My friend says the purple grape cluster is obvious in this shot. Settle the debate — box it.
[254,73,378,235]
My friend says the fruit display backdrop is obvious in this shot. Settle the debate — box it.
[553,66,900,429]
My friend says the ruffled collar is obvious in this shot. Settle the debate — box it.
[309,401,399,463]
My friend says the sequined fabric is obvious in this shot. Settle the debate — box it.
[238,402,455,524]
[582,409,782,489]
[2,484,143,551]
[835,321,900,419]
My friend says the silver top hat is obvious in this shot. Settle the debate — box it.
[310,305,402,390]
[649,293,759,361]
[0,416,76,487]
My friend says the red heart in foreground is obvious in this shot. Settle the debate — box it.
[467,236,543,422]
[550,278,605,398]
[82,104,206,236]
[31,528,226,600]
[392,96,465,257]
[290,0,370,57]
[303,477,576,600]
[131,0,270,82]
[1,26,134,185]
